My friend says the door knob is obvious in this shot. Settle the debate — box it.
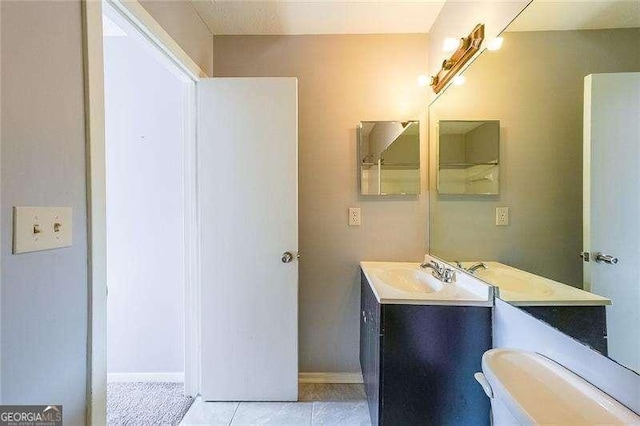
[281,251,294,263]
[595,252,618,265]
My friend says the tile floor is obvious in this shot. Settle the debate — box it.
[180,384,372,425]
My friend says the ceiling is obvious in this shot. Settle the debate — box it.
[508,1,640,32]
[191,0,445,35]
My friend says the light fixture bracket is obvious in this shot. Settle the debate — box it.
[430,23,485,94]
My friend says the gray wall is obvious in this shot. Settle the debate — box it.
[212,34,429,373]
[382,133,420,168]
[0,1,211,423]
[429,29,640,287]
[466,123,499,164]
[439,134,466,163]
[1,2,88,423]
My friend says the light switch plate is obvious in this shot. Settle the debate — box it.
[13,206,73,254]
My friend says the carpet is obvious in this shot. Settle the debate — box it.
[107,382,194,425]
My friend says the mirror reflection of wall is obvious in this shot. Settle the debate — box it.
[428,0,640,373]
[438,120,499,195]
[359,120,420,196]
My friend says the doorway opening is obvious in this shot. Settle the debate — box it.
[102,3,194,423]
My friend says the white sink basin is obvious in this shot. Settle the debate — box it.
[360,261,493,306]
[375,265,444,294]
[458,261,611,306]
[474,267,552,296]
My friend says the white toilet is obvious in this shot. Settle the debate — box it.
[475,348,640,425]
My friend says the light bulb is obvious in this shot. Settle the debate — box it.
[487,37,504,51]
[453,75,466,86]
[442,37,459,52]
[417,75,430,87]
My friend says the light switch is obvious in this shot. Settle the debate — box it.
[13,206,73,254]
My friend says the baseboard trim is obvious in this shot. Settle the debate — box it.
[109,372,361,384]
[298,372,363,384]
[107,372,185,383]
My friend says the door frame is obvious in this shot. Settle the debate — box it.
[82,1,204,423]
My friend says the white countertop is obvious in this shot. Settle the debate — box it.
[458,261,611,307]
[360,260,493,307]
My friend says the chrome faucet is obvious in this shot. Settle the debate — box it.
[420,260,455,283]
[466,262,487,274]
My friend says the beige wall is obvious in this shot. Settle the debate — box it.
[213,34,429,373]
[139,0,214,76]
[429,29,640,287]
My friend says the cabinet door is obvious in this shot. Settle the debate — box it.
[369,300,381,426]
[359,274,369,383]
[361,272,381,425]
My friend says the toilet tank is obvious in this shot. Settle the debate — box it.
[478,348,640,425]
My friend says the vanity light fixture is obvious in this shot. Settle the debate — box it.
[430,23,485,94]
[487,37,504,51]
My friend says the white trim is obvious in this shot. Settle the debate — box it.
[83,1,202,423]
[298,373,364,384]
[183,81,201,398]
[109,0,206,80]
[582,75,592,293]
[108,373,185,383]
[82,2,108,424]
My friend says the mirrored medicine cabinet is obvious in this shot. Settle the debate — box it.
[437,120,500,195]
[358,120,420,196]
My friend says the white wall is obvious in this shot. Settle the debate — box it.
[104,16,186,376]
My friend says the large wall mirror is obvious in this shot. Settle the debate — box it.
[428,0,640,374]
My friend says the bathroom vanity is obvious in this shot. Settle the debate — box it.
[455,261,611,354]
[359,261,493,425]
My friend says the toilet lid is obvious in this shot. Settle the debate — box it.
[482,348,640,424]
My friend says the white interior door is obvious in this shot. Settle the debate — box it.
[198,78,299,400]
[584,72,640,373]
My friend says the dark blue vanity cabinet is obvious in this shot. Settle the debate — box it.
[360,271,492,425]
[520,305,607,355]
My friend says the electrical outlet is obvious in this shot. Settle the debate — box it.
[348,207,361,226]
[496,207,509,226]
